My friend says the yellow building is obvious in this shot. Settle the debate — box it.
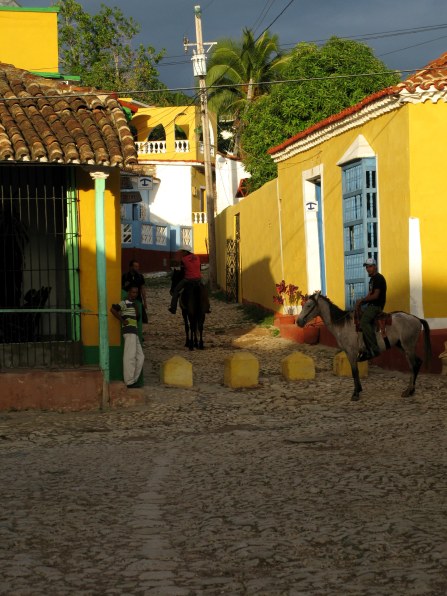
[0,64,138,409]
[216,52,447,370]
[128,104,217,263]
[0,4,59,75]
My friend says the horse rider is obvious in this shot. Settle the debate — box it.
[168,246,211,314]
[355,257,387,361]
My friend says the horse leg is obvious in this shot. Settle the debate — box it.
[350,362,363,401]
[402,353,422,397]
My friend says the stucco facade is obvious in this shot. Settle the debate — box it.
[0,6,59,75]
[216,51,447,370]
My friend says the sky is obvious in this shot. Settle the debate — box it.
[21,0,447,91]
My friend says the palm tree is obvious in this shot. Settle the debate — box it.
[206,28,288,154]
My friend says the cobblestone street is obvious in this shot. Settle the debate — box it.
[0,277,446,595]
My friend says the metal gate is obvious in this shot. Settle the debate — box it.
[226,239,239,302]
[226,214,240,302]
[0,165,82,368]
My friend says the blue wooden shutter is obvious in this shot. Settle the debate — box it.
[342,158,378,308]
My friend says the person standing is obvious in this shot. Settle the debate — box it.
[110,286,144,388]
[122,260,148,324]
[355,257,387,361]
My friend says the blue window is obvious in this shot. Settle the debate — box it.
[342,158,378,308]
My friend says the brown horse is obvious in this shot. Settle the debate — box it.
[297,291,431,401]
[170,268,207,350]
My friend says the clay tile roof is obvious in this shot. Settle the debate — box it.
[0,63,138,167]
[396,50,447,92]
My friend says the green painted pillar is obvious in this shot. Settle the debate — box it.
[90,170,110,406]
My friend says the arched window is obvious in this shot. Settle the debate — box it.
[147,124,166,141]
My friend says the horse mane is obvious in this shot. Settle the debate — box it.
[319,295,352,325]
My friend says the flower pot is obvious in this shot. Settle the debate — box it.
[274,313,296,328]
[303,325,320,345]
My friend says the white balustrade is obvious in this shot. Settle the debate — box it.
[136,140,167,155]
[175,140,190,153]
[199,142,215,156]
[192,212,207,224]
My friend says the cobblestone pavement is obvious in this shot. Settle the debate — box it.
[1,277,446,595]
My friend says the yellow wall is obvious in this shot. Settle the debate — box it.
[216,179,284,308]
[216,107,424,314]
[0,8,59,73]
[131,105,217,163]
[408,101,447,317]
[77,168,122,348]
[193,223,208,256]
[277,108,411,311]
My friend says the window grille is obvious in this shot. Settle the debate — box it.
[122,223,132,244]
[155,226,168,245]
[141,224,153,245]
[138,203,150,221]
[181,227,192,247]
[0,165,82,369]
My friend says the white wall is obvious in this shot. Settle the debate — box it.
[215,154,250,215]
[148,163,192,226]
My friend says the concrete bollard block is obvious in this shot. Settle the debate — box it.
[161,355,193,388]
[281,351,315,380]
[224,351,259,388]
[333,351,368,378]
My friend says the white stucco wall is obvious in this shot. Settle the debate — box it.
[215,154,250,214]
[148,163,193,226]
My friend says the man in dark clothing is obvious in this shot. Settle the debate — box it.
[122,260,148,324]
[355,257,387,361]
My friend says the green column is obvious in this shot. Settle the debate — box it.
[90,170,110,405]
[66,167,80,341]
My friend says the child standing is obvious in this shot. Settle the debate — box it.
[110,286,144,388]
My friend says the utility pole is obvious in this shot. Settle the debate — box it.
[184,6,217,290]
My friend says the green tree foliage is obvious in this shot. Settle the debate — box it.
[57,0,188,105]
[240,37,401,191]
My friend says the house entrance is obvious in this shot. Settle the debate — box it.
[0,165,82,368]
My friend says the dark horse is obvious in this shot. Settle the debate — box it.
[297,291,431,401]
[170,268,206,350]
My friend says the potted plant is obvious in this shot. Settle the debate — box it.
[273,281,304,326]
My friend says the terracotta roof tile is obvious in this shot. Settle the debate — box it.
[0,63,138,167]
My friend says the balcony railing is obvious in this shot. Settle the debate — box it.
[135,139,216,157]
[199,142,215,156]
[175,140,190,152]
[136,140,167,154]
[193,212,207,224]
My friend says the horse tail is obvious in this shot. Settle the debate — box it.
[419,318,432,367]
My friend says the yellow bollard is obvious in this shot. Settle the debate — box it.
[224,352,259,388]
[281,352,315,380]
[160,355,193,388]
[333,351,368,378]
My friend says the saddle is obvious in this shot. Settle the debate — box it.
[354,309,392,337]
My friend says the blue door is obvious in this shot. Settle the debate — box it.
[342,158,378,308]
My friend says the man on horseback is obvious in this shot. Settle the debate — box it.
[355,257,387,362]
[168,247,211,315]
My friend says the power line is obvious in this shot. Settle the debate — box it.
[256,0,297,40]
[378,33,447,57]
[0,66,435,102]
